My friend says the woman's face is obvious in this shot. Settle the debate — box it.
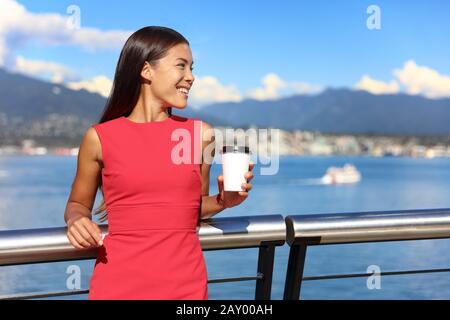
[145,43,195,109]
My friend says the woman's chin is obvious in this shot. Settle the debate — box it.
[171,102,188,109]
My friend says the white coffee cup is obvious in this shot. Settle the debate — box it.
[221,145,251,192]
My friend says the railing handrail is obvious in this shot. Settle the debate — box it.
[0,214,286,267]
[4,208,450,300]
[286,207,450,246]
[283,207,450,300]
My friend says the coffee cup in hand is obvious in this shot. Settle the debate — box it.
[221,145,251,192]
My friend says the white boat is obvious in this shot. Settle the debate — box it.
[321,163,361,184]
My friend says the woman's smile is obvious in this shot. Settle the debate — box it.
[176,86,190,98]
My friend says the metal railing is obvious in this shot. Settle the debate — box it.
[283,208,450,300]
[2,208,450,300]
[0,214,286,300]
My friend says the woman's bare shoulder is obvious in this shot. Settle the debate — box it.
[81,127,103,167]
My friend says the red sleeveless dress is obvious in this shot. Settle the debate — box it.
[88,114,208,300]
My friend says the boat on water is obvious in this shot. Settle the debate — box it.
[321,163,361,184]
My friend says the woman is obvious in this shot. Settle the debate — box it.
[63,26,254,300]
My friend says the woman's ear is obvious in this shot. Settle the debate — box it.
[140,61,153,83]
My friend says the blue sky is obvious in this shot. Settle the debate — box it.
[2,0,450,107]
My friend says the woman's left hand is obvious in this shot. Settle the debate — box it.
[217,161,255,208]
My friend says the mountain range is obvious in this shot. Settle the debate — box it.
[199,89,450,135]
[0,68,449,147]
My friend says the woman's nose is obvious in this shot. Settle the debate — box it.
[185,72,195,83]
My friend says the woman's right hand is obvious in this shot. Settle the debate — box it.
[66,213,103,250]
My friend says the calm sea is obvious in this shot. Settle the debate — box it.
[1,155,450,300]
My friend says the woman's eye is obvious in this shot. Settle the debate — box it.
[177,64,193,71]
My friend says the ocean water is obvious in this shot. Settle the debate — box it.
[1,155,450,300]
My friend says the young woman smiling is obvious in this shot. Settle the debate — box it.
[63,26,254,300]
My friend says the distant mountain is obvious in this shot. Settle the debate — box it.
[0,68,105,121]
[1,67,450,148]
[199,88,450,135]
[0,68,228,146]
[0,68,226,125]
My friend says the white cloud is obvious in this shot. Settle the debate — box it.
[70,28,130,51]
[11,55,112,97]
[66,75,113,97]
[12,55,78,83]
[190,73,324,107]
[354,60,450,99]
[393,60,450,99]
[189,76,242,107]
[0,0,128,97]
[247,73,285,100]
[247,73,323,101]
[354,75,400,94]
[0,0,130,67]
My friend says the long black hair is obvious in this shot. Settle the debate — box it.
[94,26,190,221]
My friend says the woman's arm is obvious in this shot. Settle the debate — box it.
[199,121,225,219]
[64,127,104,249]
[200,194,225,220]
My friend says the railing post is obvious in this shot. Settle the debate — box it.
[283,242,308,300]
[255,242,277,300]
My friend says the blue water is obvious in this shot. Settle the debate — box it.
[1,155,450,300]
